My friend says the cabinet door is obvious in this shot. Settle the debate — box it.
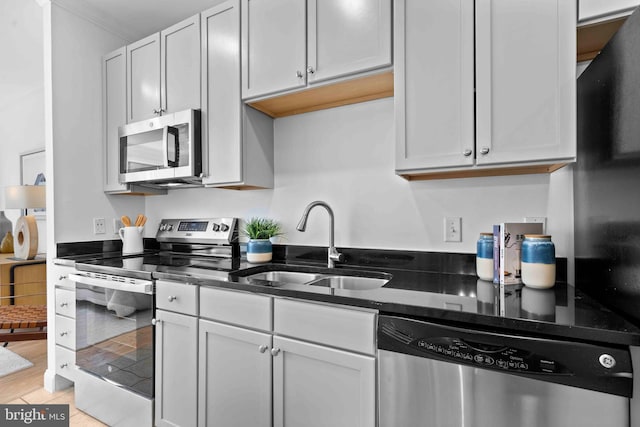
[102,48,128,193]
[201,0,243,185]
[273,336,376,427]
[161,14,201,114]
[395,0,475,172]
[241,0,306,99]
[307,0,392,84]
[127,33,160,122]
[199,319,272,427]
[475,0,576,166]
[155,310,198,427]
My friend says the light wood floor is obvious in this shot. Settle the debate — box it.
[0,340,107,426]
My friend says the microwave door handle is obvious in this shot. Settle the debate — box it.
[165,126,179,168]
[162,126,169,168]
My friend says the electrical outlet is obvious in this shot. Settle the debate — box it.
[113,218,123,234]
[524,216,546,233]
[93,218,106,235]
[444,217,462,242]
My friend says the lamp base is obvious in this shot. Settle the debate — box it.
[13,215,38,260]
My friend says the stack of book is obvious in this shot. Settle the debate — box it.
[492,222,543,285]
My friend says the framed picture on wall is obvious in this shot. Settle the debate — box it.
[20,149,46,218]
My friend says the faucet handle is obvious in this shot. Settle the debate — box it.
[329,247,344,264]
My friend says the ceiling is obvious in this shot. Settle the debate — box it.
[56,0,227,42]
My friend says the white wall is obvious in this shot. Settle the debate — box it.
[47,3,145,250]
[145,98,574,257]
[0,0,46,252]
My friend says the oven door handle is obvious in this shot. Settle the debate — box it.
[69,273,154,295]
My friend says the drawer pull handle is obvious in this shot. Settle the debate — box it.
[60,332,68,337]
[258,345,268,353]
[270,347,281,356]
[60,302,68,308]
[60,363,68,369]
[168,296,177,302]
[59,275,67,280]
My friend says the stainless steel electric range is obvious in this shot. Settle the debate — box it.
[70,217,241,427]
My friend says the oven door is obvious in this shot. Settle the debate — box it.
[70,273,155,399]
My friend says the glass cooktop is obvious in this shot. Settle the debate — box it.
[76,252,243,280]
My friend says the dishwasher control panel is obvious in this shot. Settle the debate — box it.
[416,337,571,375]
[377,314,633,398]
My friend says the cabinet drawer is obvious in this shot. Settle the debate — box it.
[200,287,272,331]
[55,315,75,350]
[55,288,75,318]
[156,280,198,315]
[274,299,376,355]
[51,263,76,289]
[55,345,76,380]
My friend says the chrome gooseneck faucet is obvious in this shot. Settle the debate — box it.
[296,201,344,268]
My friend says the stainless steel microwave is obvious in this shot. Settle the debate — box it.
[119,109,202,187]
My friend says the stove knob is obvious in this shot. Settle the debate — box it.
[212,223,221,232]
[167,224,174,231]
[159,223,166,231]
[221,223,230,232]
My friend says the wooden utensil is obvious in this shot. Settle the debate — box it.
[135,214,144,227]
[121,215,131,227]
[139,215,147,227]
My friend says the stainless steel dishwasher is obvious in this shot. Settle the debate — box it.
[378,315,633,427]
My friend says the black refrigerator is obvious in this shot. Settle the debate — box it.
[575,6,640,326]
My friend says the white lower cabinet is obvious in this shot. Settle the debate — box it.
[197,287,377,427]
[272,335,376,427]
[155,309,198,427]
[198,320,272,427]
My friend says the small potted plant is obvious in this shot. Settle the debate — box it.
[242,217,283,263]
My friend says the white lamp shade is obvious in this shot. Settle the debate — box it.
[5,185,46,209]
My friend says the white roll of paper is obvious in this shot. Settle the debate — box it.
[13,215,38,260]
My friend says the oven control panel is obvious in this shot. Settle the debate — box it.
[156,218,238,244]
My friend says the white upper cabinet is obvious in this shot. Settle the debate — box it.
[396,0,576,179]
[395,0,475,171]
[161,15,201,114]
[242,0,306,99]
[127,14,200,123]
[242,0,391,100]
[579,0,639,22]
[475,0,576,167]
[102,47,128,193]
[307,0,392,84]
[127,34,160,122]
[201,0,274,188]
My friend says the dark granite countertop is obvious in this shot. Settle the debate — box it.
[60,242,640,347]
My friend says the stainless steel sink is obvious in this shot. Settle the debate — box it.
[244,268,390,290]
[308,275,388,290]
[247,271,323,285]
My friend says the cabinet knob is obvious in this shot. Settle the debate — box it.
[60,363,68,369]
[60,332,68,337]
[296,70,304,79]
[58,275,67,280]
[463,149,472,157]
[307,66,315,75]
[167,296,177,302]
[270,347,281,356]
[151,318,160,325]
[480,147,490,155]
[60,302,68,308]
[258,345,268,353]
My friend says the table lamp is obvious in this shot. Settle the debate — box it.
[4,185,46,260]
